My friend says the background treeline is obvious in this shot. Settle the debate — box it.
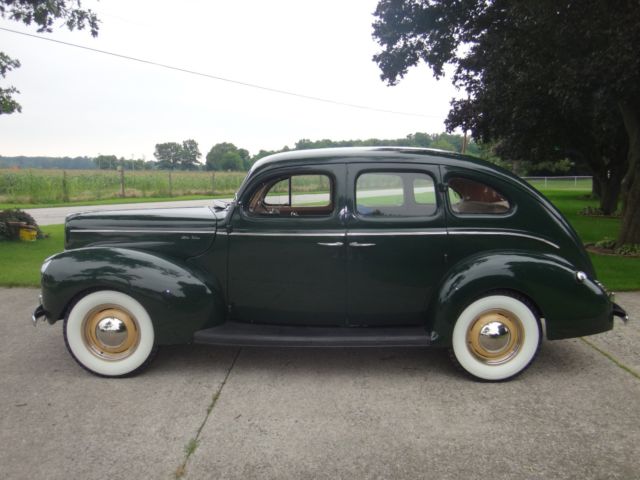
[1,131,586,175]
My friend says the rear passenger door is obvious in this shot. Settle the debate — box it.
[345,163,448,326]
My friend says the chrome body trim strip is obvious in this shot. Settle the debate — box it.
[347,230,448,237]
[229,231,345,237]
[225,228,558,248]
[69,229,217,234]
[448,230,560,249]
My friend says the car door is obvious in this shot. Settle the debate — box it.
[345,163,448,326]
[227,163,347,326]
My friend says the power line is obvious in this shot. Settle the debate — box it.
[0,26,443,119]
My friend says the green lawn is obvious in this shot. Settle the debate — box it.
[0,189,637,290]
[542,190,639,291]
[0,224,65,287]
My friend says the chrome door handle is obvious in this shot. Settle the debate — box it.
[317,242,344,247]
[349,242,376,247]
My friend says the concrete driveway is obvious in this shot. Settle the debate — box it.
[1,288,638,480]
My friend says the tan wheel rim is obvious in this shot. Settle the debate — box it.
[466,309,524,365]
[82,306,140,361]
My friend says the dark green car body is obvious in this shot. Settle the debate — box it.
[37,147,622,351]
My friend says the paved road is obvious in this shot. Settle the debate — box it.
[1,289,638,479]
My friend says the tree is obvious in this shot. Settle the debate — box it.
[180,139,202,170]
[206,143,246,171]
[373,0,640,244]
[154,142,183,170]
[0,0,99,114]
[93,155,119,170]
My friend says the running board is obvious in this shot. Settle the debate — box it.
[193,322,431,347]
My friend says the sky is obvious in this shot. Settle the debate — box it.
[0,0,460,161]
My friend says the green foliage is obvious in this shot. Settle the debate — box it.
[292,132,479,155]
[180,139,202,170]
[0,52,21,114]
[206,143,251,171]
[154,142,183,169]
[0,0,99,114]
[615,244,640,256]
[0,208,44,240]
[372,0,639,224]
[154,140,203,170]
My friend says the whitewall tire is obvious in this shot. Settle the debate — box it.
[451,294,541,381]
[64,290,157,377]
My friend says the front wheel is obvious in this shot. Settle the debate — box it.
[450,294,541,381]
[64,290,157,377]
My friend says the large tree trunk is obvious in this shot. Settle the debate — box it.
[593,168,623,215]
[617,101,640,245]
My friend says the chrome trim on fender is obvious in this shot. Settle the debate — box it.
[448,229,560,249]
[69,229,217,234]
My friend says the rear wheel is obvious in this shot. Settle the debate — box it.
[64,290,157,377]
[450,294,541,381]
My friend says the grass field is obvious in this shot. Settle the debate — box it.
[0,224,65,287]
[0,169,247,205]
[0,187,637,290]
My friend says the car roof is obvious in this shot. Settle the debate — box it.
[249,146,514,180]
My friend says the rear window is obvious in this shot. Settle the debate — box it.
[448,177,510,214]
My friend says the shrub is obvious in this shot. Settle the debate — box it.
[0,209,45,241]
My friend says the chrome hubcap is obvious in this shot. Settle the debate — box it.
[83,307,140,360]
[96,317,128,348]
[467,309,524,365]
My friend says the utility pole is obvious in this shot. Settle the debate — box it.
[462,130,468,154]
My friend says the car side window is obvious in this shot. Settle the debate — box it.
[356,172,437,217]
[448,177,511,214]
[247,174,333,217]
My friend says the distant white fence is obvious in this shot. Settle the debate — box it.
[522,176,592,190]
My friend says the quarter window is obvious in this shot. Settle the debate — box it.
[448,177,510,214]
[356,172,436,217]
[248,174,333,216]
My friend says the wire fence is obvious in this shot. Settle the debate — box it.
[523,176,592,191]
[0,169,248,204]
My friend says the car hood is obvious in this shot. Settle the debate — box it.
[65,206,218,259]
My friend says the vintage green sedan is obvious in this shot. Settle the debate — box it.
[33,147,628,380]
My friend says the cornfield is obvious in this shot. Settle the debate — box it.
[0,169,248,204]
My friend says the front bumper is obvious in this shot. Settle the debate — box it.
[32,304,46,326]
[612,302,629,323]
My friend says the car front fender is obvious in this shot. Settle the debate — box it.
[426,251,613,346]
[40,247,225,344]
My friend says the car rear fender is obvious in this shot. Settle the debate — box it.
[40,247,226,344]
[426,251,613,346]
